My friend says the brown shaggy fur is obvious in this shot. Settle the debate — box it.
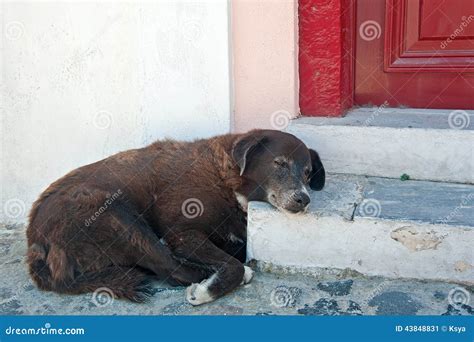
[26,129,325,303]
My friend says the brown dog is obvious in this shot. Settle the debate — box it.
[27,129,325,305]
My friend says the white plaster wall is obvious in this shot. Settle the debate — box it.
[1,1,231,223]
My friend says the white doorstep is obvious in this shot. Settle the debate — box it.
[286,108,474,184]
[247,174,474,284]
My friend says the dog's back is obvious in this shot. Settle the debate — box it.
[26,136,239,300]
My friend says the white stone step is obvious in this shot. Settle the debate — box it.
[247,174,474,284]
[286,108,474,184]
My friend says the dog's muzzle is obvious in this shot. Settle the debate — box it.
[286,190,310,213]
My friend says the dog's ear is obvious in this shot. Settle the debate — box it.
[232,133,266,176]
[309,149,325,191]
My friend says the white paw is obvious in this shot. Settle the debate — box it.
[241,266,254,285]
[186,283,214,306]
[185,273,217,306]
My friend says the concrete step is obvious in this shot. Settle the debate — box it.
[286,108,474,184]
[247,174,474,284]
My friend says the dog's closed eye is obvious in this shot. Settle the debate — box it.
[304,167,311,179]
[273,157,288,167]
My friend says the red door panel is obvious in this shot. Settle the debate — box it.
[420,1,474,38]
[355,0,474,109]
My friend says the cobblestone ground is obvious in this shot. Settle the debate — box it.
[1,224,472,316]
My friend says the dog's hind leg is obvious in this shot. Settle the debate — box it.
[105,207,207,286]
[167,230,253,305]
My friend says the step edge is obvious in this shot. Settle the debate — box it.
[248,201,474,230]
[289,121,474,134]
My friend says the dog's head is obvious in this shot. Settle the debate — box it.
[232,129,325,213]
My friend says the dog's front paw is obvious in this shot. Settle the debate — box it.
[186,282,214,306]
[241,266,254,285]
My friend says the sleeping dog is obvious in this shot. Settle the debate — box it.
[27,129,325,305]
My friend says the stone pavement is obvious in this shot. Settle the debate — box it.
[0,224,472,316]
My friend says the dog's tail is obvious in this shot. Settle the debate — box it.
[27,243,154,302]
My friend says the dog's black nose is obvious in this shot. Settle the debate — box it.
[292,191,310,208]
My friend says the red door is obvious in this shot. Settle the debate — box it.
[355,0,474,109]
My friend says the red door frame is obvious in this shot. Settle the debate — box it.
[299,0,356,117]
[299,0,474,115]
